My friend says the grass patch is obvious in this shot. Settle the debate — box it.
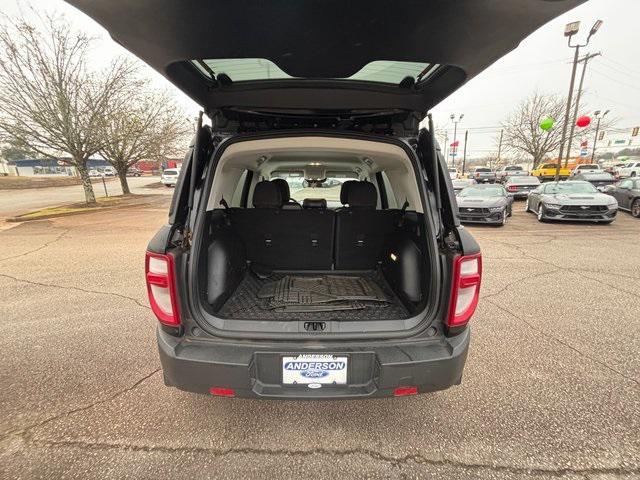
[16,195,139,220]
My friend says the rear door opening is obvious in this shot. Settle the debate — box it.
[187,134,440,337]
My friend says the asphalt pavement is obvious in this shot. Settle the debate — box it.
[0,198,638,479]
[0,176,172,218]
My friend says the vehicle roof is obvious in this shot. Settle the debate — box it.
[66,0,584,114]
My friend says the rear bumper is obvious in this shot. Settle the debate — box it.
[157,327,470,399]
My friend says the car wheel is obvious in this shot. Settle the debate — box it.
[632,199,640,218]
[631,172,637,177]
[537,204,546,222]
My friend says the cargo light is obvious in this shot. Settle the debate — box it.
[394,386,418,396]
[210,387,236,397]
[145,252,181,326]
[447,254,482,328]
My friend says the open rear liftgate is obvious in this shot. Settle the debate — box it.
[257,275,391,313]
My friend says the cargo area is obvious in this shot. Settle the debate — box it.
[191,137,436,334]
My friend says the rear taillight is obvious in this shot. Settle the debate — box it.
[447,254,482,328]
[507,185,517,192]
[394,386,418,397]
[145,252,180,326]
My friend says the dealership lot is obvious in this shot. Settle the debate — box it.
[0,198,638,479]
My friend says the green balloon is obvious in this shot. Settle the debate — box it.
[539,117,555,131]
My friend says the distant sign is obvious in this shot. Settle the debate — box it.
[580,149,588,157]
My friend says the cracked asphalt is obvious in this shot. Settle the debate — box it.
[1,197,639,479]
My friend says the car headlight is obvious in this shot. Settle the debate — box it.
[607,203,618,210]
[545,203,561,209]
[488,206,505,213]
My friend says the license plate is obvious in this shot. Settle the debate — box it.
[282,354,348,385]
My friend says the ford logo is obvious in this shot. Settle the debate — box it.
[300,369,329,379]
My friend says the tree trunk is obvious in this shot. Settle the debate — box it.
[117,166,131,195]
[76,159,96,204]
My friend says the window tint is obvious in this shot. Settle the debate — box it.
[194,59,439,85]
[505,166,523,171]
[381,172,398,209]
[475,167,491,172]
[231,170,248,207]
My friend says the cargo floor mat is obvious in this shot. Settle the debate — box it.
[218,271,410,320]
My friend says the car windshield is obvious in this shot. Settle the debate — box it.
[448,168,457,172]
[577,164,599,169]
[459,186,505,197]
[475,168,491,172]
[544,182,597,194]
[509,176,540,184]
[163,170,178,176]
[505,166,523,171]
[193,59,440,85]
[582,173,612,180]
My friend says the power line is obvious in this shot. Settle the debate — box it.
[590,68,640,92]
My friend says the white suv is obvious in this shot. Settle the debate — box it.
[617,161,640,178]
[161,168,181,187]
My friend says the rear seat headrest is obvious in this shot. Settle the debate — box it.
[339,180,358,205]
[253,181,282,209]
[347,181,377,209]
[303,198,327,209]
[271,178,291,203]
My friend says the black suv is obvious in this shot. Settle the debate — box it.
[71,0,582,399]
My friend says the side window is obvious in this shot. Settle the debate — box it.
[381,172,398,209]
[230,169,249,207]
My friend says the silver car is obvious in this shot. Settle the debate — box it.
[457,184,513,226]
[526,181,618,223]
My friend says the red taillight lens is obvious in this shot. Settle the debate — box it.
[394,386,418,396]
[145,252,180,326]
[447,254,482,328]
[507,185,517,192]
[210,387,235,397]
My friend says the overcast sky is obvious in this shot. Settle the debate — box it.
[1,0,639,159]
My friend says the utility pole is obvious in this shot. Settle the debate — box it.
[450,113,464,167]
[496,129,504,168]
[590,109,609,161]
[462,130,469,176]
[555,19,603,181]
[565,51,600,166]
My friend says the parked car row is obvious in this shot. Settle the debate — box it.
[455,178,640,227]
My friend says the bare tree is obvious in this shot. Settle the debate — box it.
[0,13,135,203]
[98,89,190,194]
[501,92,611,168]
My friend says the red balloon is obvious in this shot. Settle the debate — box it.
[576,115,591,128]
[450,140,460,147]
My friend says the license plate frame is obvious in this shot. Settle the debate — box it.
[281,354,348,385]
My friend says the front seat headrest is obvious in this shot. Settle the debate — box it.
[339,180,358,205]
[271,178,291,203]
[347,181,377,209]
[253,181,282,209]
[302,198,327,209]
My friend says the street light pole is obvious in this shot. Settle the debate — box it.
[555,20,603,181]
[565,52,600,166]
[590,109,609,161]
[462,130,469,176]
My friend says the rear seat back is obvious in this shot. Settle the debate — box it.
[335,182,401,270]
[230,181,334,270]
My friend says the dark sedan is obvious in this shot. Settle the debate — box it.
[504,175,541,199]
[604,178,640,218]
[526,181,618,223]
[457,184,513,226]
[572,172,616,191]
